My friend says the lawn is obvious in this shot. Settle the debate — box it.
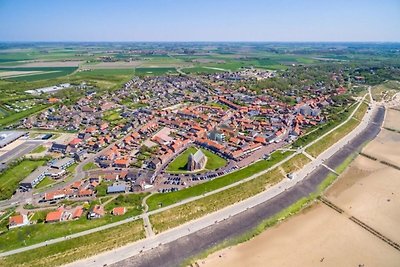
[292,102,358,148]
[82,162,98,171]
[104,193,148,212]
[147,150,293,211]
[102,109,123,123]
[34,177,55,189]
[306,101,366,158]
[0,202,144,253]
[0,220,144,267]
[353,101,369,121]
[30,145,46,154]
[166,147,227,173]
[150,167,285,233]
[0,159,47,200]
[306,118,360,157]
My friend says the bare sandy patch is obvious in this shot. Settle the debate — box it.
[53,133,76,144]
[0,71,45,78]
[85,61,142,69]
[202,203,400,267]
[362,128,400,166]
[384,108,400,131]
[326,157,400,244]
[15,60,83,67]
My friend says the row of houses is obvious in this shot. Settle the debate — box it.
[19,157,75,191]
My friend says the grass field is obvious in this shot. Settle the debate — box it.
[34,177,55,189]
[292,102,357,148]
[0,199,145,252]
[306,117,361,158]
[0,159,46,200]
[0,104,49,128]
[147,151,293,211]
[30,145,46,154]
[0,220,144,267]
[82,162,98,171]
[0,67,77,82]
[182,66,227,74]
[150,167,285,233]
[134,67,178,76]
[305,99,368,158]
[278,154,311,176]
[104,193,148,212]
[166,147,227,173]
[353,101,369,121]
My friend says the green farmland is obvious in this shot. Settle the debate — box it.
[0,67,77,81]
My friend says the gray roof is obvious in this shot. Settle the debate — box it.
[51,157,74,169]
[0,131,26,147]
[20,166,48,184]
[191,149,205,163]
[107,185,126,193]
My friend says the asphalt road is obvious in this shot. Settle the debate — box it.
[63,99,381,267]
[0,96,377,261]
[0,140,43,171]
[109,107,385,267]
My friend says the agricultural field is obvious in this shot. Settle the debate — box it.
[0,67,77,81]
[134,67,178,76]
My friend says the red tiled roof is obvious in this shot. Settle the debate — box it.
[9,215,23,225]
[46,209,63,222]
[72,206,84,219]
[112,207,126,216]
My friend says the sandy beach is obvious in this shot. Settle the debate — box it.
[202,204,400,267]
[201,108,400,267]
[362,128,400,166]
[326,156,400,244]
[384,108,400,132]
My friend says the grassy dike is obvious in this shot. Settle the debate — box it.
[147,150,294,211]
[182,152,360,267]
[0,220,145,267]
[306,100,369,157]
[149,154,311,233]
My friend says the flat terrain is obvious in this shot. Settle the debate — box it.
[384,107,400,132]
[326,156,400,244]
[0,159,46,200]
[166,147,227,173]
[202,106,400,267]
[202,204,400,267]
[362,128,400,166]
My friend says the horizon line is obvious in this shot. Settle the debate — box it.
[1,40,400,44]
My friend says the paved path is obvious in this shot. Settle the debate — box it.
[142,194,155,238]
[64,96,380,267]
[0,95,370,258]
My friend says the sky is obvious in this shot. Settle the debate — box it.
[0,0,399,42]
